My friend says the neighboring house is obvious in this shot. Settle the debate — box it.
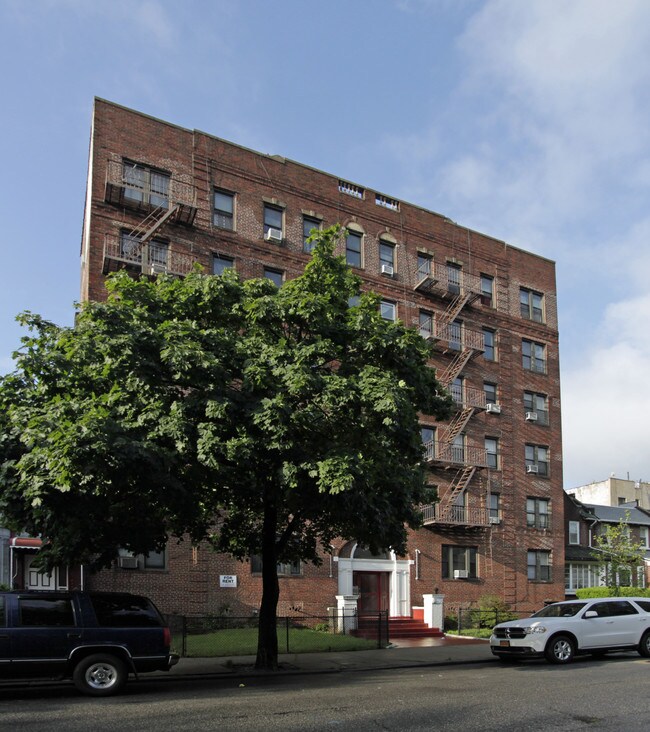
[566,475,650,511]
[564,492,650,595]
[75,98,565,618]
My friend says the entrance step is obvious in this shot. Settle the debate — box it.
[353,615,444,640]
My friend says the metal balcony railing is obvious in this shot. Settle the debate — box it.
[432,321,485,352]
[103,234,200,277]
[415,260,482,299]
[423,441,489,468]
[450,384,487,410]
[421,503,490,527]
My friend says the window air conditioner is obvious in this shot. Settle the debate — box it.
[489,516,500,524]
[149,263,167,275]
[265,228,283,243]
[453,569,469,579]
[117,556,139,569]
[486,403,501,414]
[525,412,538,422]
[381,264,394,276]
[526,465,539,474]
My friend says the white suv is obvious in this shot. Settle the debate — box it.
[490,597,650,663]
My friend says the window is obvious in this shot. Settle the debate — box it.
[417,253,432,279]
[263,204,283,240]
[303,216,321,253]
[449,319,462,351]
[119,231,167,270]
[250,556,302,576]
[117,547,166,570]
[419,310,433,338]
[485,437,499,469]
[264,267,284,288]
[421,426,435,460]
[527,550,551,581]
[525,444,549,476]
[348,295,361,308]
[520,287,544,323]
[483,328,496,361]
[480,275,494,306]
[451,433,465,463]
[447,262,461,294]
[90,594,162,628]
[213,255,234,275]
[442,545,478,579]
[569,521,580,545]
[489,493,500,522]
[122,161,169,208]
[379,240,395,273]
[213,190,234,230]
[522,339,546,373]
[451,377,463,405]
[484,382,498,406]
[527,497,550,529]
[19,597,75,627]
[143,550,166,569]
[523,391,549,425]
[380,300,396,321]
[565,562,602,591]
[346,230,363,268]
[640,526,650,549]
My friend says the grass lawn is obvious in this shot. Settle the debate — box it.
[175,627,379,657]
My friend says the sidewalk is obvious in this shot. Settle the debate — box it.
[163,636,495,680]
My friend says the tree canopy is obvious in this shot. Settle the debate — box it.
[590,511,647,593]
[0,226,452,667]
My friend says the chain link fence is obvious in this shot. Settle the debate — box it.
[444,607,530,635]
[166,610,389,657]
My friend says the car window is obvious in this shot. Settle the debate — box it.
[587,602,612,617]
[533,602,586,618]
[635,600,650,612]
[608,600,639,616]
[19,597,76,627]
[90,594,163,628]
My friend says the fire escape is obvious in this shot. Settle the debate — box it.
[416,261,491,527]
[103,160,199,277]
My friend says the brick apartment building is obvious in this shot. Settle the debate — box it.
[77,98,564,618]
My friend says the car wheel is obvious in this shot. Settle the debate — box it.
[638,631,650,658]
[73,654,127,696]
[545,635,575,664]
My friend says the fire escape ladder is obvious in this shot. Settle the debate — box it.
[128,204,180,244]
[440,349,473,386]
[442,407,475,443]
[442,292,472,324]
[438,466,477,510]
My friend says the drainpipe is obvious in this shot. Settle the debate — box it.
[415,549,421,580]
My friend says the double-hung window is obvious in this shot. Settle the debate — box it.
[525,444,549,476]
[250,556,301,576]
[447,262,461,294]
[419,310,433,339]
[481,275,494,307]
[484,382,498,407]
[303,216,321,253]
[527,497,550,529]
[520,288,544,322]
[483,328,496,361]
[122,161,169,208]
[380,299,396,321]
[379,240,395,274]
[527,550,551,581]
[524,391,549,425]
[264,267,284,288]
[214,190,235,230]
[522,339,546,373]
[417,253,432,279]
[442,545,478,579]
[346,230,363,268]
[489,493,500,522]
[421,426,435,460]
[485,437,499,469]
[569,521,580,545]
[213,255,234,275]
[264,204,284,240]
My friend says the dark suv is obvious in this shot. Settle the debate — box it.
[0,590,178,695]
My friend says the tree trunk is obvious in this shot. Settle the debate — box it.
[255,498,279,670]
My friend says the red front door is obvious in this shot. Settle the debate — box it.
[354,571,390,613]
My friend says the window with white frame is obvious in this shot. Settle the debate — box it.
[565,562,603,591]
[213,190,235,230]
[122,161,170,209]
[485,437,499,470]
[380,299,396,321]
[442,545,477,579]
[527,497,550,529]
[640,526,650,549]
[379,240,395,273]
[569,521,580,545]
[527,550,551,581]
[524,391,549,425]
[525,444,549,476]
[520,287,544,322]
[522,339,546,373]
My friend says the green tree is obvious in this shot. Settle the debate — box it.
[590,512,647,594]
[0,226,452,669]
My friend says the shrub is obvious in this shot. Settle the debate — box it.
[575,586,650,599]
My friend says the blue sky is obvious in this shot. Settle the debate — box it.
[1,0,649,489]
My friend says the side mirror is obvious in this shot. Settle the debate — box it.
[583,610,598,619]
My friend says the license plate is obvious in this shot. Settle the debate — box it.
[499,640,510,647]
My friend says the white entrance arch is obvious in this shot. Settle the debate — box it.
[336,543,412,617]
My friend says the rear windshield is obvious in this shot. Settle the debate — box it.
[90,594,163,628]
[532,602,587,618]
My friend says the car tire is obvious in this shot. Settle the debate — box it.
[73,654,127,696]
[638,631,650,658]
[544,635,575,664]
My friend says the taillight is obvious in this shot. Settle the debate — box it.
[163,627,171,647]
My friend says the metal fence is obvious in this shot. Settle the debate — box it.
[445,607,530,634]
[166,611,389,657]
